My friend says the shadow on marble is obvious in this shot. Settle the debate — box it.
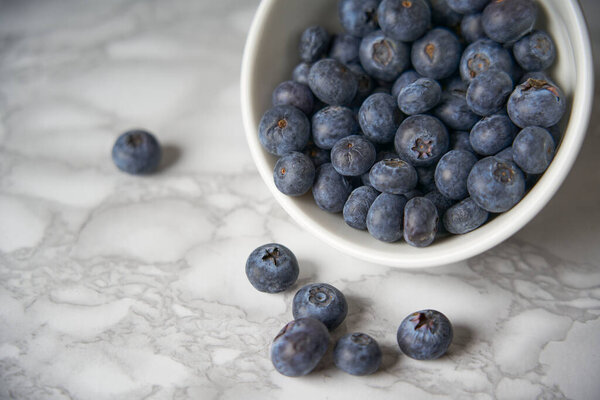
[159,144,181,172]
[448,323,474,357]
[378,343,400,373]
[295,258,319,286]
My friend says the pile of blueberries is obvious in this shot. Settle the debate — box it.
[246,243,453,377]
[258,0,565,247]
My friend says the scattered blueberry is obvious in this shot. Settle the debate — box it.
[259,105,310,156]
[299,25,330,63]
[411,28,461,80]
[312,105,359,150]
[403,197,439,247]
[513,30,556,71]
[512,126,555,174]
[293,283,348,330]
[443,196,489,234]
[507,77,566,128]
[273,152,316,196]
[470,113,517,156]
[330,33,361,64]
[397,309,453,360]
[395,114,450,167]
[433,89,480,131]
[435,149,478,200]
[245,243,299,293]
[460,13,486,43]
[369,158,418,194]
[309,59,358,106]
[366,193,408,242]
[333,333,382,376]
[459,39,514,82]
[343,186,380,230]
[391,69,422,98]
[112,129,161,174]
[272,80,314,116]
[377,0,431,42]
[339,0,382,37]
[466,69,513,116]
[292,62,312,85]
[482,0,537,44]
[331,135,377,176]
[359,93,404,144]
[359,30,411,82]
[467,156,526,212]
[398,77,442,115]
[312,163,354,213]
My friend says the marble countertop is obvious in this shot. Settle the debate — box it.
[1,0,599,399]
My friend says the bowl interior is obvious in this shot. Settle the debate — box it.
[241,0,593,268]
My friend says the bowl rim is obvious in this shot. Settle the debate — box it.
[240,0,594,268]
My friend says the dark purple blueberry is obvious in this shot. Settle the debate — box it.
[246,243,299,293]
[466,69,513,116]
[273,152,316,196]
[482,0,537,44]
[467,156,526,212]
[312,163,354,213]
[427,0,462,27]
[272,80,314,116]
[331,135,377,176]
[312,105,359,150]
[369,158,418,194]
[377,0,431,42]
[395,114,450,167]
[293,283,348,330]
[450,130,476,153]
[333,333,382,376]
[303,142,331,167]
[367,193,408,242]
[299,25,330,63]
[470,113,517,155]
[330,33,361,64]
[398,77,442,115]
[292,62,312,85]
[513,30,556,72]
[512,126,555,174]
[271,318,330,377]
[447,0,488,13]
[347,62,375,104]
[432,88,480,131]
[443,197,488,234]
[359,93,404,144]
[343,186,380,230]
[359,30,411,82]
[258,105,310,156]
[391,69,422,98]
[435,150,478,200]
[425,189,456,215]
[308,59,358,106]
[339,0,382,37]
[397,310,453,360]
[411,28,461,80]
[460,13,486,43]
[403,197,439,247]
[494,146,514,161]
[417,166,437,192]
[507,78,566,128]
[112,129,161,174]
[459,39,514,82]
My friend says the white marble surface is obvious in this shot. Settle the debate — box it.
[0,0,599,399]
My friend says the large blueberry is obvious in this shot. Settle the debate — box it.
[272,80,314,116]
[507,78,566,128]
[359,30,410,82]
[369,158,418,194]
[343,186,380,230]
[333,333,382,376]
[435,150,478,200]
[467,156,526,212]
[258,105,310,156]
[395,114,449,167]
[377,0,431,42]
[273,152,316,196]
[482,0,537,43]
[330,33,361,64]
[359,93,404,144]
[432,89,480,131]
[366,193,408,242]
[447,0,488,13]
[293,283,348,330]
[331,135,377,176]
[309,59,358,106]
[397,309,453,360]
[339,0,382,37]
[112,129,161,174]
[513,30,556,71]
[411,28,461,80]
[460,13,486,43]
[459,39,514,83]
[512,126,555,174]
[312,105,359,150]
[312,163,354,213]
[299,25,330,63]
[443,197,489,234]
[391,69,422,99]
[403,197,439,247]
[245,243,299,293]
[398,77,442,115]
[466,69,513,116]
[470,113,517,156]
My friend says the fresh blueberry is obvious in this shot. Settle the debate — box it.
[369,158,418,194]
[309,59,358,106]
[293,283,348,330]
[312,105,359,150]
[303,142,331,167]
[417,166,437,192]
[339,0,382,37]
[367,193,408,242]
[470,113,517,155]
[312,163,354,213]
[507,78,566,128]
[512,126,555,174]
[362,150,400,187]
[347,62,375,104]
[482,0,537,44]
[395,114,450,167]
[460,13,486,43]
[258,105,310,156]
[494,146,514,161]
[432,88,480,131]
[299,25,330,63]
[272,80,314,116]
[513,30,556,72]
[398,77,442,115]
[330,33,361,64]
[377,0,431,42]
[467,156,526,212]
[245,243,299,293]
[447,0,488,14]
[273,152,316,196]
[435,150,478,200]
[331,135,377,176]
[292,62,312,85]
[459,39,514,83]
[359,30,411,82]
[112,129,161,174]
[397,309,453,360]
[391,70,422,99]
[443,197,489,234]
[411,28,461,80]
[450,130,476,154]
[359,93,404,144]
[466,69,513,116]
[428,0,462,27]
[271,318,330,377]
[403,197,439,247]
[343,186,380,230]
[333,333,382,376]
[425,189,456,215]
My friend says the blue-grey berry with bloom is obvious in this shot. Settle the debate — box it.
[377,0,431,42]
[507,77,566,128]
[334,333,382,375]
[359,93,404,144]
[339,0,382,37]
[443,197,488,234]
[112,129,162,174]
[359,30,411,82]
[299,26,330,63]
[367,193,408,242]
[309,59,358,106]
[467,156,526,212]
[411,28,461,80]
[512,126,555,174]
[293,283,348,330]
[403,197,439,247]
[331,135,377,176]
[312,163,354,213]
[344,186,380,230]
[482,0,537,44]
[273,152,315,196]
[258,105,310,156]
[245,243,299,293]
[397,309,453,360]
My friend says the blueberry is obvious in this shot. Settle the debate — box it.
[512,126,555,174]
[467,156,526,212]
[331,135,377,176]
[369,158,418,194]
[366,193,408,242]
[397,310,453,360]
[258,105,310,156]
[112,129,161,174]
[460,13,486,43]
[391,69,422,99]
[359,30,411,82]
[339,0,382,37]
[411,28,461,80]
[450,130,476,153]
[395,114,449,167]
[312,163,354,213]
[494,146,514,161]
[466,69,513,116]
[403,197,439,247]
[443,197,489,234]
[299,26,330,63]
[513,30,556,72]
[519,70,550,85]
[459,39,514,83]
[330,33,361,64]
[435,150,478,200]
[303,142,331,167]
[377,0,431,42]
[333,333,382,376]
[507,78,566,128]
[312,105,359,150]
[443,75,469,92]
[447,0,488,14]
[359,93,404,144]
[273,152,316,196]
[309,59,358,106]
[470,113,517,155]
[425,189,456,215]
[428,0,462,27]
[347,62,375,104]
[271,318,330,377]
[245,243,299,293]
[398,77,442,115]
[417,166,437,192]
[432,88,480,131]
[343,186,380,230]
[272,80,314,116]
[482,0,537,44]
[292,62,312,85]
[293,283,348,330]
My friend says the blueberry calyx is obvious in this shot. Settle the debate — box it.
[351,333,372,345]
[277,119,288,129]
[262,247,281,266]
[308,286,334,307]
[384,159,406,167]
[402,1,413,7]
[126,133,143,147]
[412,138,434,159]
[493,163,515,183]
[467,55,489,78]
[425,43,435,61]
[411,312,435,332]
[522,78,560,99]
[373,40,393,66]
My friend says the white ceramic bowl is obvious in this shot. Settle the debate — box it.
[241,0,593,268]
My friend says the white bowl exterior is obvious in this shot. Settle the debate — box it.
[241,0,594,268]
